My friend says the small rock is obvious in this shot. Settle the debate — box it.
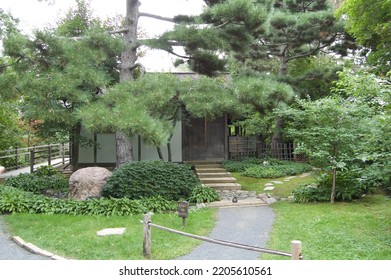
[264,183,274,187]
[0,166,5,174]
[97,228,126,236]
[264,186,275,191]
[266,197,278,204]
[196,203,206,209]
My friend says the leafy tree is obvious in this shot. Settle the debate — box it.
[281,95,373,203]
[337,0,391,76]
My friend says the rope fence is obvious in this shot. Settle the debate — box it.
[142,213,303,260]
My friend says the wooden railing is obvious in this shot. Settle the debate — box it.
[0,143,70,172]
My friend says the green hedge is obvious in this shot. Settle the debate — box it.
[102,161,199,201]
[0,186,177,216]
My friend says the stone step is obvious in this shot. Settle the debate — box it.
[197,172,232,178]
[199,177,237,184]
[203,183,242,191]
[195,167,227,173]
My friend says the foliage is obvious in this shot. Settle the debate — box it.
[188,185,220,203]
[0,102,22,154]
[0,186,178,216]
[292,169,376,203]
[242,162,312,179]
[4,171,68,195]
[280,95,374,202]
[102,161,199,201]
[0,1,124,144]
[223,157,264,172]
[224,158,312,178]
[337,0,391,76]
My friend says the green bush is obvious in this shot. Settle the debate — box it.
[242,161,312,178]
[102,161,199,201]
[188,185,220,203]
[292,169,375,203]
[292,185,330,203]
[223,157,263,172]
[0,186,177,216]
[4,172,68,194]
[223,158,312,178]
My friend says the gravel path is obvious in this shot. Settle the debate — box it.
[177,205,275,260]
[0,216,50,260]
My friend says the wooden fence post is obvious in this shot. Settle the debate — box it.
[15,145,19,169]
[30,146,35,173]
[143,213,152,258]
[48,144,52,166]
[291,240,302,260]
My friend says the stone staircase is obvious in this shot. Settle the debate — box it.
[193,162,241,191]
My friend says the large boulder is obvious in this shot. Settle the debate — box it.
[69,167,112,200]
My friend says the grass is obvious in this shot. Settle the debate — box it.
[263,194,391,260]
[2,208,217,260]
[232,171,316,198]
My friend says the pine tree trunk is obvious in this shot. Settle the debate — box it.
[116,0,140,166]
[271,46,289,156]
[116,131,133,167]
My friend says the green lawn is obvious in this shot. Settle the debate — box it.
[2,208,217,260]
[264,195,391,260]
[232,171,316,198]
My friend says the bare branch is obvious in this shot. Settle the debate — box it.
[139,12,174,23]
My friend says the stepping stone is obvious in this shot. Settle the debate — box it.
[283,179,291,182]
[96,228,126,236]
[264,183,274,187]
[271,181,284,184]
[286,176,297,180]
[264,186,275,191]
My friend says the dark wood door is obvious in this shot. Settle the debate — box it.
[183,117,226,161]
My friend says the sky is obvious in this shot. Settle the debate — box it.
[1,0,205,71]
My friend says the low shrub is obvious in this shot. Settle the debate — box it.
[242,161,312,178]
[102,161,199,201]
[291,185,330,203]
[188,185,220,203]
[292,169,375,203]
[0,186,177,216]
[223,157,263,172]
[5,171,68,195]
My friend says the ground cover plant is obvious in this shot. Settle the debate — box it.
[102,161,199,201]
[4,165,68,195]
[2,208,217,260]
[263,194,391,260]
[223,158,312,178]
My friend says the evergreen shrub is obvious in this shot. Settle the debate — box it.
[102,161,199,201]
